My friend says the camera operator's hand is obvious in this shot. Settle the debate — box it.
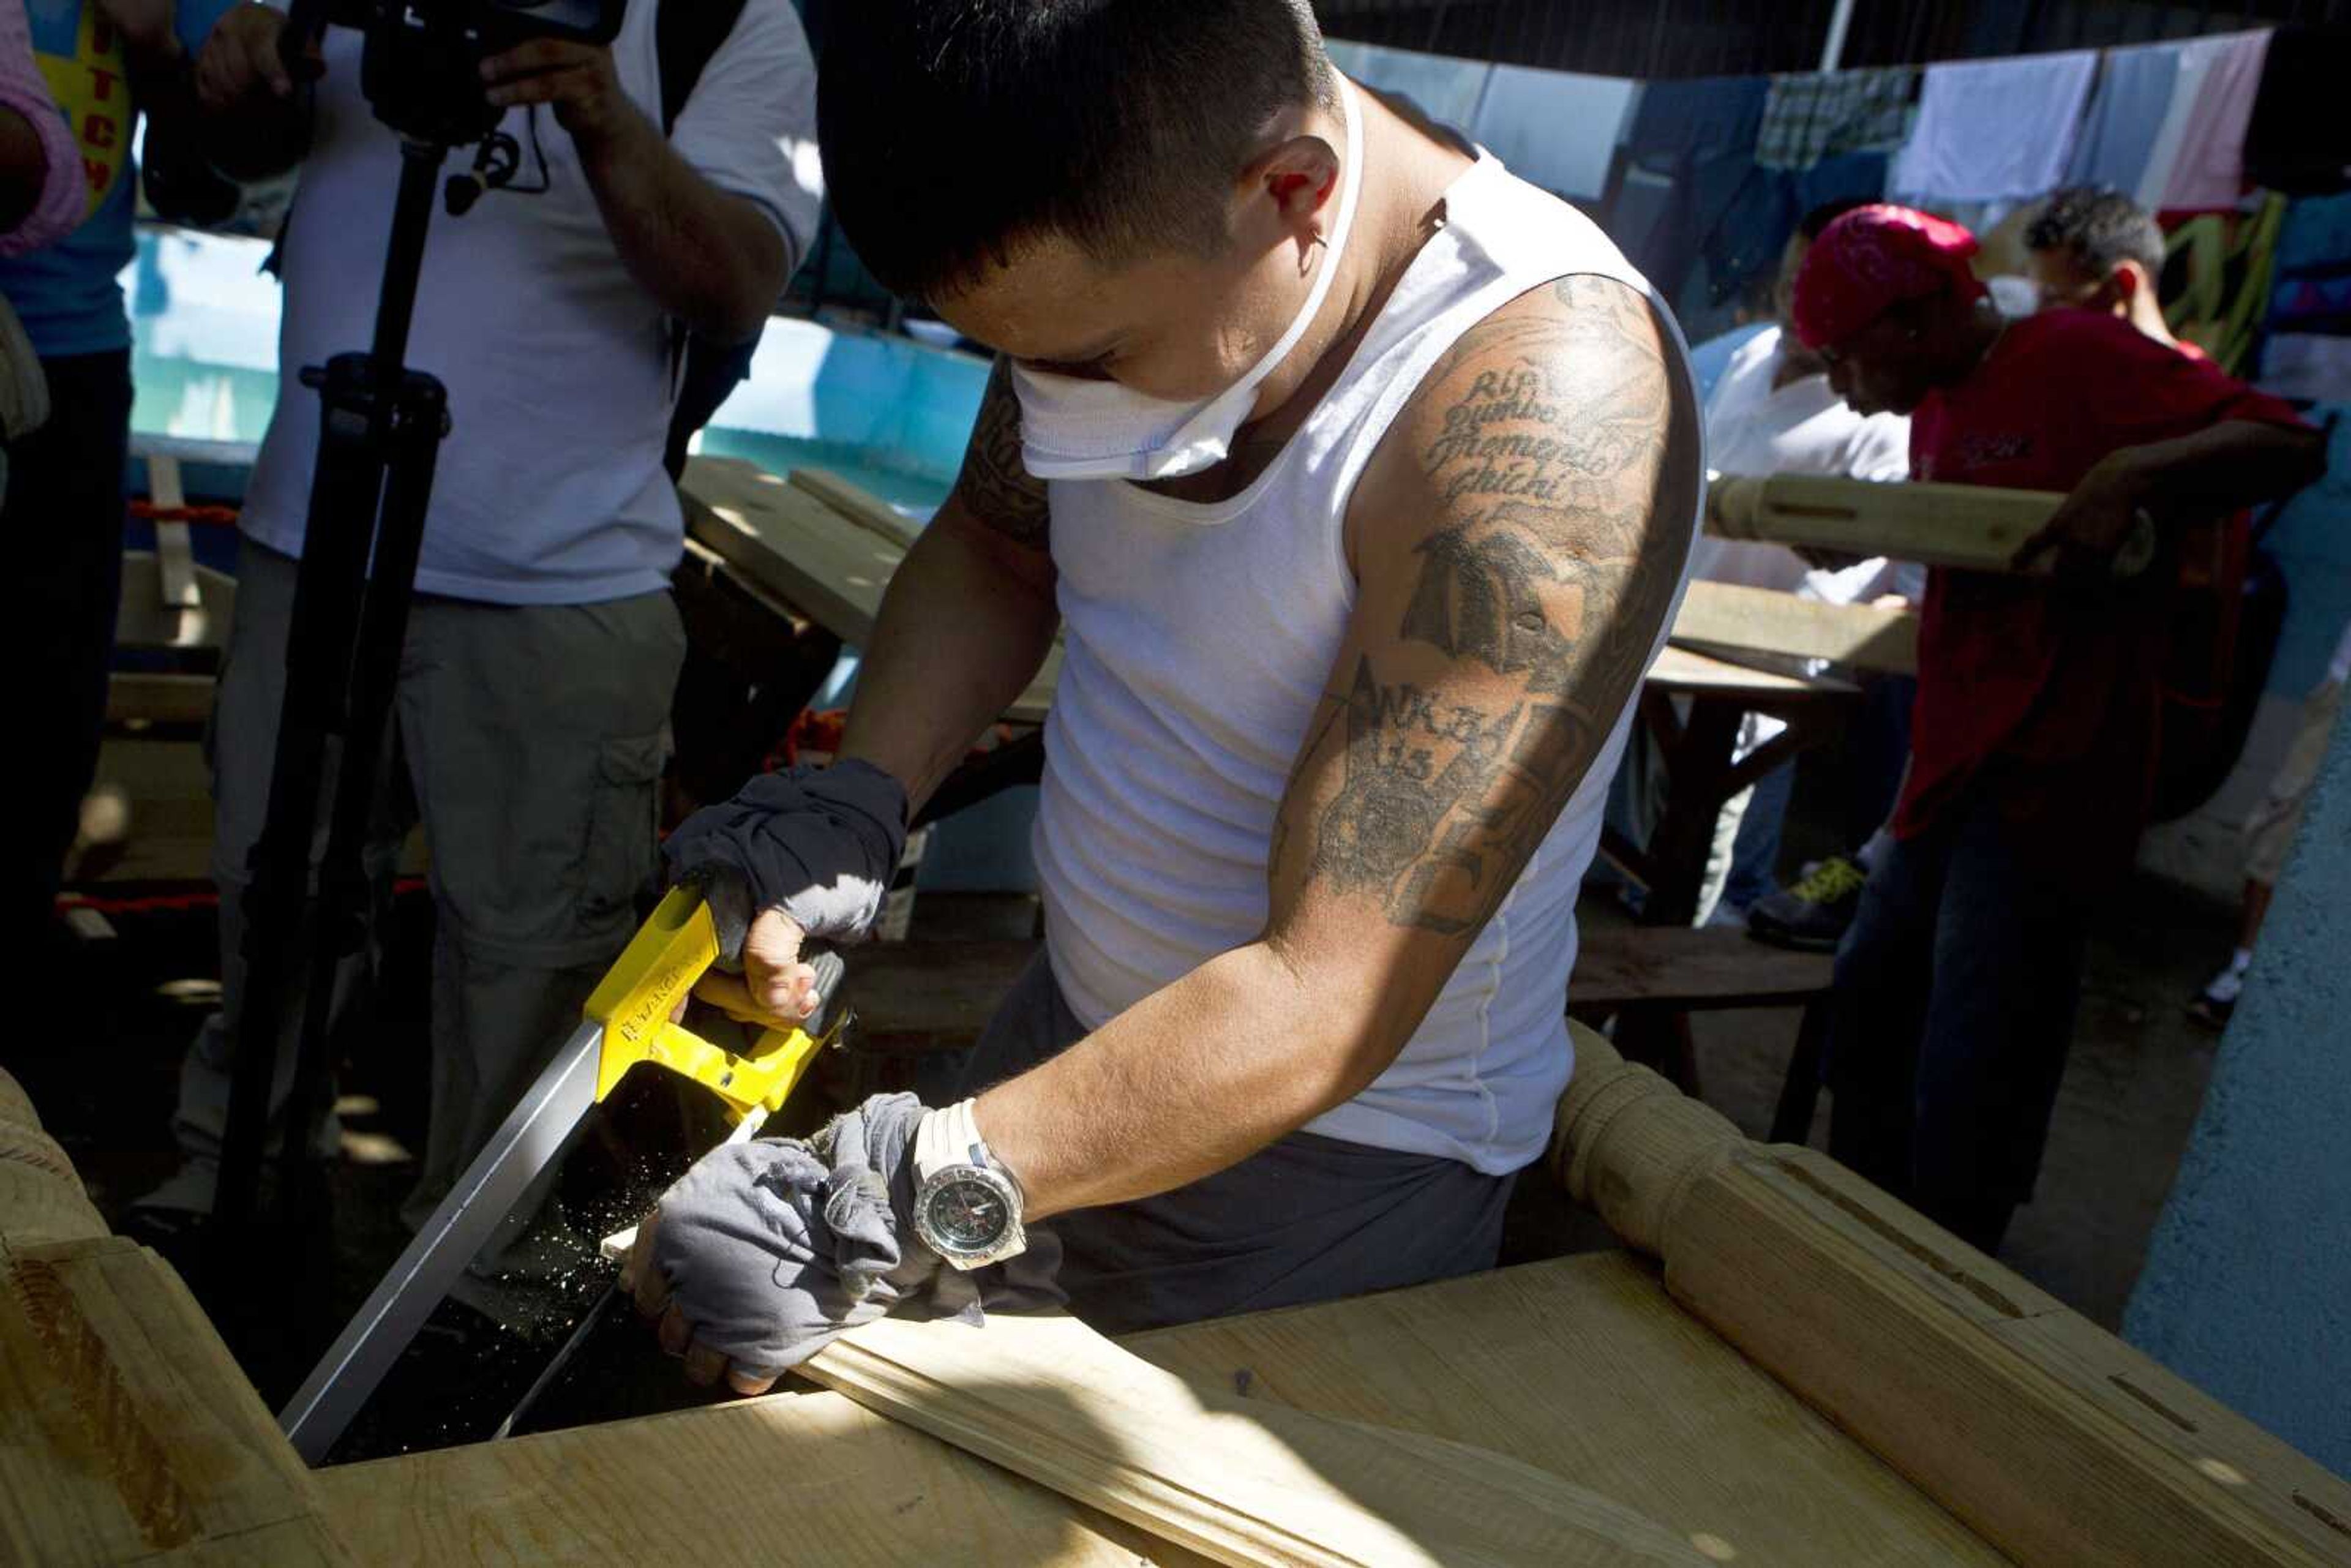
[480,41,635,149]
[92,0,178,61]
[196,3,313,107]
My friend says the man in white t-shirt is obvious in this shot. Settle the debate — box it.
[1654,201,1914,925]
[129,0,821,1261]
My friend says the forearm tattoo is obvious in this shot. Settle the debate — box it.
[950,358,1052,550]
[1303,277,1698,936]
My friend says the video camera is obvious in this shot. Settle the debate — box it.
[288,0,623,149]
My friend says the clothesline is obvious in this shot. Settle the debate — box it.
[1330,28,2292,214]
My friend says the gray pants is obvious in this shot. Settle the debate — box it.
[945,956,1512,1335]
[150,541,685,1254]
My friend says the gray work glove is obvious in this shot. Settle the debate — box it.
[664,760,910,957]
[632,1093,1062,1389]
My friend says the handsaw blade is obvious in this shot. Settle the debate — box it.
[282,1016,606,1463]
[487,1104,774,1442]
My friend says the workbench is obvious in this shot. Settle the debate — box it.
[7,1033,2344,1567]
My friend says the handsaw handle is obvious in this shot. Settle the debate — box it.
[583,887,849,1124]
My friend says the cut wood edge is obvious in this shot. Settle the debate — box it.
[808,1310,1708,1567]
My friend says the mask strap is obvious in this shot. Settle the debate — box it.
[1163,75,1365,446]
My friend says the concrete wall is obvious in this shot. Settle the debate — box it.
[2125,694,2351,1477]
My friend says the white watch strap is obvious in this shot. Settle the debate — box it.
[913,1098,985,1184]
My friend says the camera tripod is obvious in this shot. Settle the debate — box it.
[207,0,611,1274]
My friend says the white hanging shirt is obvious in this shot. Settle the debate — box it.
[1032,154,1702,1176]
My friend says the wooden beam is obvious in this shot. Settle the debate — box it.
[0,1236,351,1566]
[1708,473,2064,574]
[317,1385,1207,1568]
[1550,1026,2351,1568]
[1671,579,1918,675]
[804,1311,1707,1566]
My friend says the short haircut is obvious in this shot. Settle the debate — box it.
[2025,186,2166,279]
[1799,198,1875,244]
[817,1,1338,302]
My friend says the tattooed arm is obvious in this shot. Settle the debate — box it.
[978,276,1701,1218]
[837,358,1060,810]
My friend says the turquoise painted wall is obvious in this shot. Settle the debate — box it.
[2125,702,2351,1476]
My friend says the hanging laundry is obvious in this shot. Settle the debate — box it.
[2066,43,2182,195]
[1605,75,1770,309]
[1755,68,1916,171]
[2161,30,2272,212]
[1322,40,1491,135]
[1891,50,2098,205]
[2263,193,2351,339]
[1467,64,1638,200]
[2244,24,2351,197]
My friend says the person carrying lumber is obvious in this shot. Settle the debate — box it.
[623,0,1706,1391]
[1790,204,2323,1254]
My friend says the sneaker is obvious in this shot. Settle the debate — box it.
[2184,950,2251,1033]
[1747,855,1870,951]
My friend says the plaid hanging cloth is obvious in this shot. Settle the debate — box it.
[1756,67,1919,171]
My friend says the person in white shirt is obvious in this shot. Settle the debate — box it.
[129,0,820,1269]
[1657,201,1915,928]
[618,0,1704,1386]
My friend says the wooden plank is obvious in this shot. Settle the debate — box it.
[683,458,902,650]
[147,455,202,611]
[0,1236,350,1566]
[1672,579,1918,675]
[1708,473,2155,579]
[682,457,1058,723]
[1646,645,1855,699]
[1551,1024,2351,1568]
[1130,1253,2008,1567]
[317,1386,1210,1568]
[790,466,922,549]
[806,1310,1707,1566]
[1569,925,1834,1011]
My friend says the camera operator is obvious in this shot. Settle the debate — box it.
[129,0,820,1297]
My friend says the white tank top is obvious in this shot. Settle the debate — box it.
[1032,153,1702,1174]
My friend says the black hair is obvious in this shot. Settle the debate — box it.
[1798,198,1874,244]
[2025,186,2166,279]
[817,1,1338,302]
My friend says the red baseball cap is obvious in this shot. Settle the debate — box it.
[1792,204,1987,351]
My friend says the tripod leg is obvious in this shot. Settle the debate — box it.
[280,370,450,1227]
[212,366,390,1266]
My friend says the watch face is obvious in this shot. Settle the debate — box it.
[924,1175,1009,1252]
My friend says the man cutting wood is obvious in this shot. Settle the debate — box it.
[626,0,1704,1392]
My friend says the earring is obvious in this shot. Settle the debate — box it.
[1300,227,1325,277]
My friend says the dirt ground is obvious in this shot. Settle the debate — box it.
[15,847,2238,1461]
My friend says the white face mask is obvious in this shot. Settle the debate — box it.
[1010,76,1364,483]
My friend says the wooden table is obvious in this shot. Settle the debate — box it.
[7,1033,2345,1568]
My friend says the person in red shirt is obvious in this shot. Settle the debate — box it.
[1790,205,2323,1253]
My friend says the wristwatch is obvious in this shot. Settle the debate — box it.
[910,1099,1028,1270]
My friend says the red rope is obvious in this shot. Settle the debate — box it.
[130,501,241,527]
